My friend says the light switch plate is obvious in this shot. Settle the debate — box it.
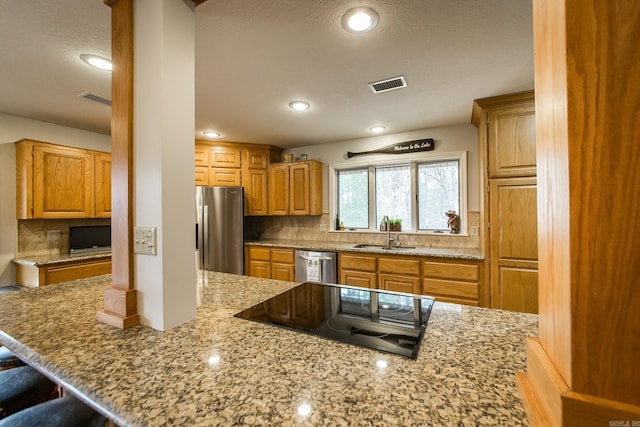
[134,226,157,255]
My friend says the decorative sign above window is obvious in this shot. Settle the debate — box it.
[347,138,434,158]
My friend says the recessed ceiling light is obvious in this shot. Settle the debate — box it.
[289,101,310,111]
[80,54,112,71]
[203,131,220,138]
[369,125,386,133]
[342,7,379,33]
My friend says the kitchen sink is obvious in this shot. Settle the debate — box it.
[352,244,416,250]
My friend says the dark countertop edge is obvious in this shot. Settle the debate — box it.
[12,252,112,267]
[245,240,484,260]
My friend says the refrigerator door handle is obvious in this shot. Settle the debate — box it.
[203,204,209,271]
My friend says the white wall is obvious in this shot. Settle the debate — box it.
[284,123,479,212]
[0,113,111,285]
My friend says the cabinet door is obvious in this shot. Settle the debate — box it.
[271,263,295,281]
[210,168,241,186]
[268,164,290,215]
[248,260,270,278]
[290,162,310,215]
[195,166,209,186]
[246,149,269,169]
[339,270,377,289]
[94,153,112,218]
[379,274,420,294]
[33,144,94,218]
[245,169,268,216]
[195,146,209,167]
[210,147,241,168]
[490,177,538,313]
[488,103,536,177]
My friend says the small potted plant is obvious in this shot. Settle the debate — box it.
[390,218,402,232]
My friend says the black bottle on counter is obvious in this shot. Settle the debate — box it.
[335,214,340,231]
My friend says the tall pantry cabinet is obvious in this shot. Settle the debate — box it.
[471,91,538,314]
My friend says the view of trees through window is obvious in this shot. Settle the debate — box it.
[336,157,462,232]
[337,169,368,228]
[418,160,460,230]
[375,165,412,229]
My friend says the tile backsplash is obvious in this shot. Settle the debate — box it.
[247,211,480,249]
[17,219,111,257]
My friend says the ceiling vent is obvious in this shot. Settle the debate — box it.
[368,76,407,94]
[78,91,111,106]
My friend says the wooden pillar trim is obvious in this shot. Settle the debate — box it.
[97,0,139,329]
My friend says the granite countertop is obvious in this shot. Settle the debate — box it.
[246,239,484,260]
[0,272,536,426]
[12,251,112,266]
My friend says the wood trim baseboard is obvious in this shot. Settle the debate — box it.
[519,337,640,426]
[519,337,569,426]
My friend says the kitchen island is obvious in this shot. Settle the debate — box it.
[0,272,536,426]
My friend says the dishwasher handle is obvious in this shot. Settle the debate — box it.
[298,255,334,261]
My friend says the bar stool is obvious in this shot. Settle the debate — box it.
[0,347,24,371]
[0,395,106,427]
[0,366,57,419]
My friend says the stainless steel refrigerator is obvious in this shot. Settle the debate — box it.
[195,186,244,274]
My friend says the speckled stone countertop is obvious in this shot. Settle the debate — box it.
[246,239,484,260]
[0,272,535,426]
[12,251,111,266]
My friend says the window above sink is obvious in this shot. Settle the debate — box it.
[329,151,468,235]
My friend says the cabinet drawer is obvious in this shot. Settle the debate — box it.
[210,168,241,186]
[247,247,271,261]
[47,260,112,285]
[339,254,376,272]
[379,257,420,276]
[271,249,294,264]
[423,278,479,300]
[423,261,479,282]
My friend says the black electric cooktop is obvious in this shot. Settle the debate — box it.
[235,282,435,359]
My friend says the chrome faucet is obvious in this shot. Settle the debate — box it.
[382,216,394,248]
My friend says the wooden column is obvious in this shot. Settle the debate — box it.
[96,0,139,329]
[517,0,640,425]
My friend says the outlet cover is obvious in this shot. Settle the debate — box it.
[134,226,157,255]
[471,226,479,236]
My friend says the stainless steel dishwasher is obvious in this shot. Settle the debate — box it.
[295,250,337,283]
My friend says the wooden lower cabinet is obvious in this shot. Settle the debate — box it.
[338,253,377,289]
[270,249,295,281]
[15,257,112,288]
[338,252,484,306]
[245,246,296,281]
[423,260,483,306]
[378,257,421,294]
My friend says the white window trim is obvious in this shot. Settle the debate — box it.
[329,151,468,236]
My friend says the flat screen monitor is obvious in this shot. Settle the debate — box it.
[69,225,111,254]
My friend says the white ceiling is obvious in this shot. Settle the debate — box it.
[0,0,534,149]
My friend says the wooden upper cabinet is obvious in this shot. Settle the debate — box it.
[244,169,268,216]
[194,146,209,185]
[246,149,268,169]
[210,147,241,168]
[210,168,241,186]
[289,160,322,215]
[94,153,112,218]
[268,163,290,215]
[33,144,94,218]
[488,102,536,178]
[267,160,322,216]
[16,140,110,219]
[194,142,283,215]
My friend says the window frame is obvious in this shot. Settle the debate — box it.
[329,151,468,235]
